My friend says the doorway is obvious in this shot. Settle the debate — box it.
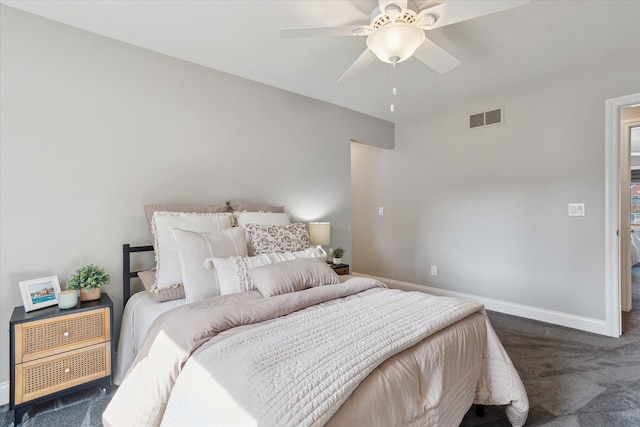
[623,120,640,313]
[605,93,640,338]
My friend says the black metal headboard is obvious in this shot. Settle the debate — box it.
[122,244,154,305]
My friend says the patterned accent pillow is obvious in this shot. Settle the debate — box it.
[243,222,310,255]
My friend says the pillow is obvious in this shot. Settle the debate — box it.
[243,222,310,255]
[137,269,185,302]
[250,258,340,297]
[236,212,291,254]
[235,212,291,227]
[152,211,234,288]
[213,247,324,295]
[226,199,285,213]
[138,268,157,290]
[143,204,228,237]
[170,227,247,303]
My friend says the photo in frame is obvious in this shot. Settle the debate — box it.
[19,275,61,312]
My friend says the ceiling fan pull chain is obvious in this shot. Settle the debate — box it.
[390,61,397,112]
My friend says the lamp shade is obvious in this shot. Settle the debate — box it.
[366,23,425,64]
[309,222,330,246]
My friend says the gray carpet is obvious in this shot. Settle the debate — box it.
[462,270,640,427]
[2,281,639,427]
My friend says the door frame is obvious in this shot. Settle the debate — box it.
[605,92,640,337]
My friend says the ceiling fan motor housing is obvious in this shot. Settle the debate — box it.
[370,2,419,29]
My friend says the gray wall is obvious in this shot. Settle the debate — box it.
[353,62,639,322]
[0,6,393,391]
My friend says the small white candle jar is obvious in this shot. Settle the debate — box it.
[58,289,78,309]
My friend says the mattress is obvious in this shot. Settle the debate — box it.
[113,290,185,385]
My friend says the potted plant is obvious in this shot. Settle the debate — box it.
[66,264,110,301]
[330,247,345,265]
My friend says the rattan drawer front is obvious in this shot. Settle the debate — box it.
[15,308,110,363]
[15,342,111,404]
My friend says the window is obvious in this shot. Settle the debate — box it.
[630,184,640,225]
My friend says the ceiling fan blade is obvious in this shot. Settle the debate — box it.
[338,49,377,83]
[280,26,370,38]
[412,38,461,74]
[418,0,530,30]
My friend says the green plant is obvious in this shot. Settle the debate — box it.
[66,264,110,290]
[330,247,345,258]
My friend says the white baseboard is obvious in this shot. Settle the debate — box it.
[353,272,614,337]
[1,381,8,406]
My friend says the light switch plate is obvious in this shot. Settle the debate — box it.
[568,203,585,216]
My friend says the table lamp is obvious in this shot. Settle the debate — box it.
[309,222,330,260]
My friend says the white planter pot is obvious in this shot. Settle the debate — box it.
[333,258,342,264]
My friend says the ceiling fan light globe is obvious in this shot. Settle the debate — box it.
[366,23,425,64]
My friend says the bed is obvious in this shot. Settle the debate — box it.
[105,202,528,427]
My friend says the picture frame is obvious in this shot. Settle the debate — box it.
[19,275,61,312]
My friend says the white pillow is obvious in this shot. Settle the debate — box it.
[213,247,324,295]
[250,258,340,297]
[152,211,234,288]
[170,227,248,303]
[235,211,291,227]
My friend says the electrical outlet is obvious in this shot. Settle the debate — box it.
[378,207,384,216]
[430,265,438,276]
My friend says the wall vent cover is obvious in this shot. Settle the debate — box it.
[469,107,503,129]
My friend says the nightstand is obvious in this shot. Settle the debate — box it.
[9,293,114,426]
[331,263,350,275]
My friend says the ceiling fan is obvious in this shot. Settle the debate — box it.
[280,0,531,82]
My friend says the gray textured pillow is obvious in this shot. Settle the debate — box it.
[213,248,325,295]
[226,199,285,213]
[249,257,340,297]
[235,212,291,227]
[137,269,185,302]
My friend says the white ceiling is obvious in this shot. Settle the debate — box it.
[2,0,639,124]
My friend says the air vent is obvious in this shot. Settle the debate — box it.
[469,113,485,128]
[469,107,504,129]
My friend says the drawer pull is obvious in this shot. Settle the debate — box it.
[63,332,70,337]
[64,368,70,374]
